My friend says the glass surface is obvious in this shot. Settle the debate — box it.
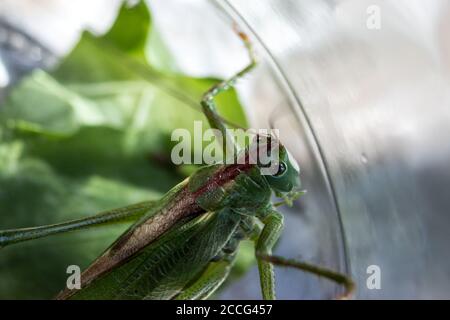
[220,0,450,298]
[1,0,450,299]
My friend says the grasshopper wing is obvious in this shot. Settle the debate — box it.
[59,208,240,299]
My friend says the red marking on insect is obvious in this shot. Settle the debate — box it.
[192,162,254,199]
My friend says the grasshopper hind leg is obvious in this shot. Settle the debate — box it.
[0,201,155,248]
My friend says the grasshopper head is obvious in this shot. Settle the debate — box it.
[251,134,301,194]
[264,144,301,194]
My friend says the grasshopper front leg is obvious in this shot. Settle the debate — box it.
[253,209,284,300]
[254,208,355,300]
[201,28,257,156]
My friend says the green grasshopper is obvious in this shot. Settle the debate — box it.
[0,29,354,300]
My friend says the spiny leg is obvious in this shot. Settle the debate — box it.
[255,211,354,299]
[174,257,236,300]
[254,208,355,300]
[257,254,355,300]
[273,190,306,208]
[0,201,155,248]
[201,27,257,156]
[253,209,284,300]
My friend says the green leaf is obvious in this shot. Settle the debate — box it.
[1,72,80,136]
[0,0,250,298]
[0,147,161,299]
[102,0,150,61]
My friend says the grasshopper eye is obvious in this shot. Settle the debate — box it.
[274,162,287,177]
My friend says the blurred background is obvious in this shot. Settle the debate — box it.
[0,0,449,299]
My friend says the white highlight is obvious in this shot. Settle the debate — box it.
[286,149,300,173]
[0,60,9,87]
